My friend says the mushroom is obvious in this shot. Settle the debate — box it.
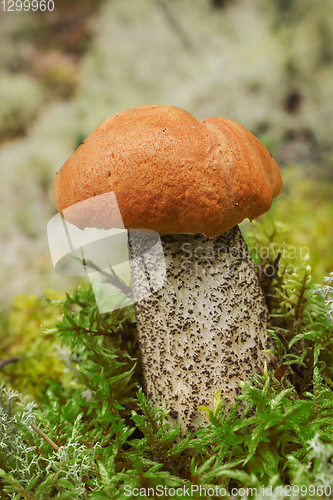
[52,105,283,435]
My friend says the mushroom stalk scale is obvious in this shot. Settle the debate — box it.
[52,105,283,435]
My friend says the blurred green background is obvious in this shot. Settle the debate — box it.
[0,0,332,311]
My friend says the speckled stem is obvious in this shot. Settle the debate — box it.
[128,226,275,435]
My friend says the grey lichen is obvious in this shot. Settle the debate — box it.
[0,385,40,487]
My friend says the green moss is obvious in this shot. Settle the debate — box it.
[0,220,332,499]
[0,291,72,402]
[263,166,333,283]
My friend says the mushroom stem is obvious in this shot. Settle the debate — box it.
[128,225,275,435]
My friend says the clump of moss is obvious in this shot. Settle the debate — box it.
[0,220,332,499]
[244,217,333,395]
[0,291,73,403]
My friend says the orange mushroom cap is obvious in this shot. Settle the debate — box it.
[53,105,282,238]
